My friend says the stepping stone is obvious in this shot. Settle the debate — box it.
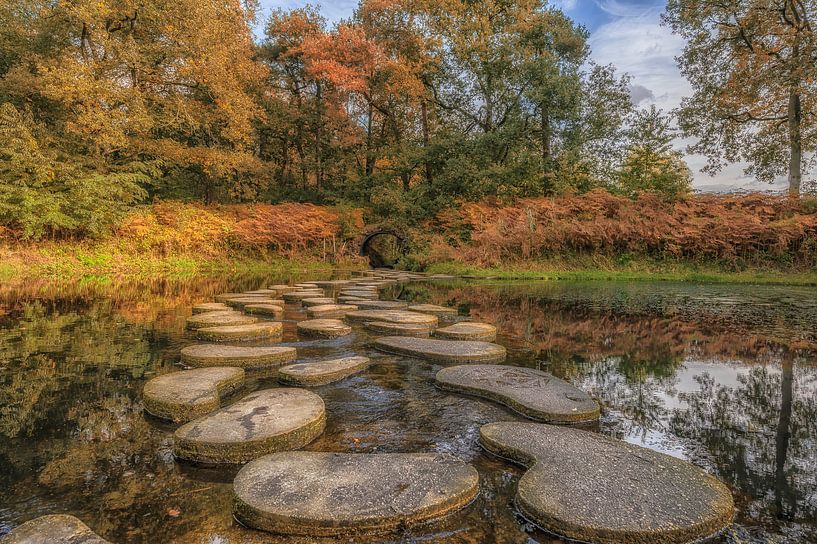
[340,290,378,298]
[233,452,479,536]
[143,367,245,422]
[278,356,371,386]
[282,290,325,302]
[243,289,279,295]
[345,310,438,327]
[435,365,599,423]
[268,284,299,293]
[192,302,231,314]
[297,319,352,338]
[301,297,335,307]
[180,345,297,369]
[313,280,353,287]
[349,300,409,310]
[373,337,505,363]
[435,322,497,341]
[185,311,257,330]
[2,515,111,544]
[337,296,368,304]
[174,388,325,464]
[225,296,279,309]
[479,422,735,544]
[408,304,457,316]
[364,321,432,338]
[244,303,285,317]
[294,283,320,288]
[306,304,359,318]
[196,322,283,342]
[214,292,247,302]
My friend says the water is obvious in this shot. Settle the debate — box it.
[1,275,816,543]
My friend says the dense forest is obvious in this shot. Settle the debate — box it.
[0,0,814,241]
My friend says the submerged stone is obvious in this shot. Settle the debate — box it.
[364,321,432,338]
[300,297,335,307]
[373,337,506,363]
[306,304,359,318]
[2,515,111,544]
[195,322,283,342]
[435,322,497,342]
[185,311,257,330]
[479,422,735,544]
[435,365,599,423]
[233,452,479,536]
[278,356,371,386]
[243,304,285,317]
[180,344,297,369]
[174,388,325,464]
[143,367,245,423]
[345,310,438,327]
[297,319,352,338]
[192,302,232,314]
[408,304,457,316]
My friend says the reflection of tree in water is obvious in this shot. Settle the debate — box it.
[669,358,817,541]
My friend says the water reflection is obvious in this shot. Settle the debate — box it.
[0,276,815,543]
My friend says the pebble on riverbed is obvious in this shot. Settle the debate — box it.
[479,422,735,544]
[143,367,245,423]
[278,356,371,386]
[1,515,111,544]
[372,336,506,363]
[195,322,283,342]
[297,319,352,338]
[232,452,479,536]
[173,388,325,464]
[180,344,297,369]
[435,365,599,423]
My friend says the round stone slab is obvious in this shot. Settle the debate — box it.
[345,310,438,327]
[479,422,735,544]
[408,304,457,316]
[225,296,279,309]
[186,311,257,330]
[192,302,232,314]
[278,356,371,386]
[268,284,299,293]
[174,388,325,464]
[196,322,283,342]
[435,365,599,423]
[2,515,111,544]
[297,319,352,338]
[143,367,245,422]
[243,289,279,295]
[350,300,408,310]
[294,283,320,288]
[244,303,285,317]
[214,292,246,302]
[435,322,497,342]
[364,321,432,338]
[373,337,506,363]
[233,452,479,536]
[301,297,335,307]
[282,290,325,302]
[339,289,379,298]
[306,304,359,318]
[180,344,297,369]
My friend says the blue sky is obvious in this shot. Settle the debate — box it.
[256,0,783,192]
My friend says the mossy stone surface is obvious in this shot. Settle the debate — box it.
[300,297,335,307]
[192,302,232,314]
[306,304,359,318]
[348,300,408,310]
[408,304,458,316]
[1,515,111,544]
[479,422,735,544]
[297,319,352,338]
[435,365,599,423]
[224,297,279,309]
[243,304,285,317]
[345,310,438,327]
[180,344,297,369]
[143,367,245,422]
[173,388,325,464]
[282,290,326,302]
[277,356,371,386]
[195,322,283,342]
[364,321,432,338]
[233,452,479,536]
[434,322,497,342]
[373,336,506,363]
[185,311,256,330]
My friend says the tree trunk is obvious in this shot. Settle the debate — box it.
[774,357,793,519]
[421,99,433,185]
[787,91,802,199]
[365,101,374,177]
[541,104,551,191]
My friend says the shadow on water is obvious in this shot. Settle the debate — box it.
[0,275,815,543]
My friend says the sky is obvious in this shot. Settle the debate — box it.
[257,0,787,193]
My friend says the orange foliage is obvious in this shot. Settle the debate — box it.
[430,191,817,266]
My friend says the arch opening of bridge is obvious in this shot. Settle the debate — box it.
[359,230,407,269]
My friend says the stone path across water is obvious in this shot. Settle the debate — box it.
[479,422,735,544]
[364,321,433,337]
[373,336,506,363]
[435,322,497,341]
[180,344,297,369]
[195,322,283,342]
[345,310,438,327]
[192,302,231,314]
[301,297,335,307]
[282,290,326,302]
[225,297,281,309]
[297,319,352,338]
[143,367,244,423]
[278,356,371,386]
[408,304,458,316]
[173,388,325,464]
[1,515,112,544]
[435,365,599,423]
[306,304,359,318]
[350,300,408,310]
[243,303,285,317]
[232,452,479,536]
[185,311,256,330]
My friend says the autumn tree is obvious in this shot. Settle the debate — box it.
[664,1,817,197]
